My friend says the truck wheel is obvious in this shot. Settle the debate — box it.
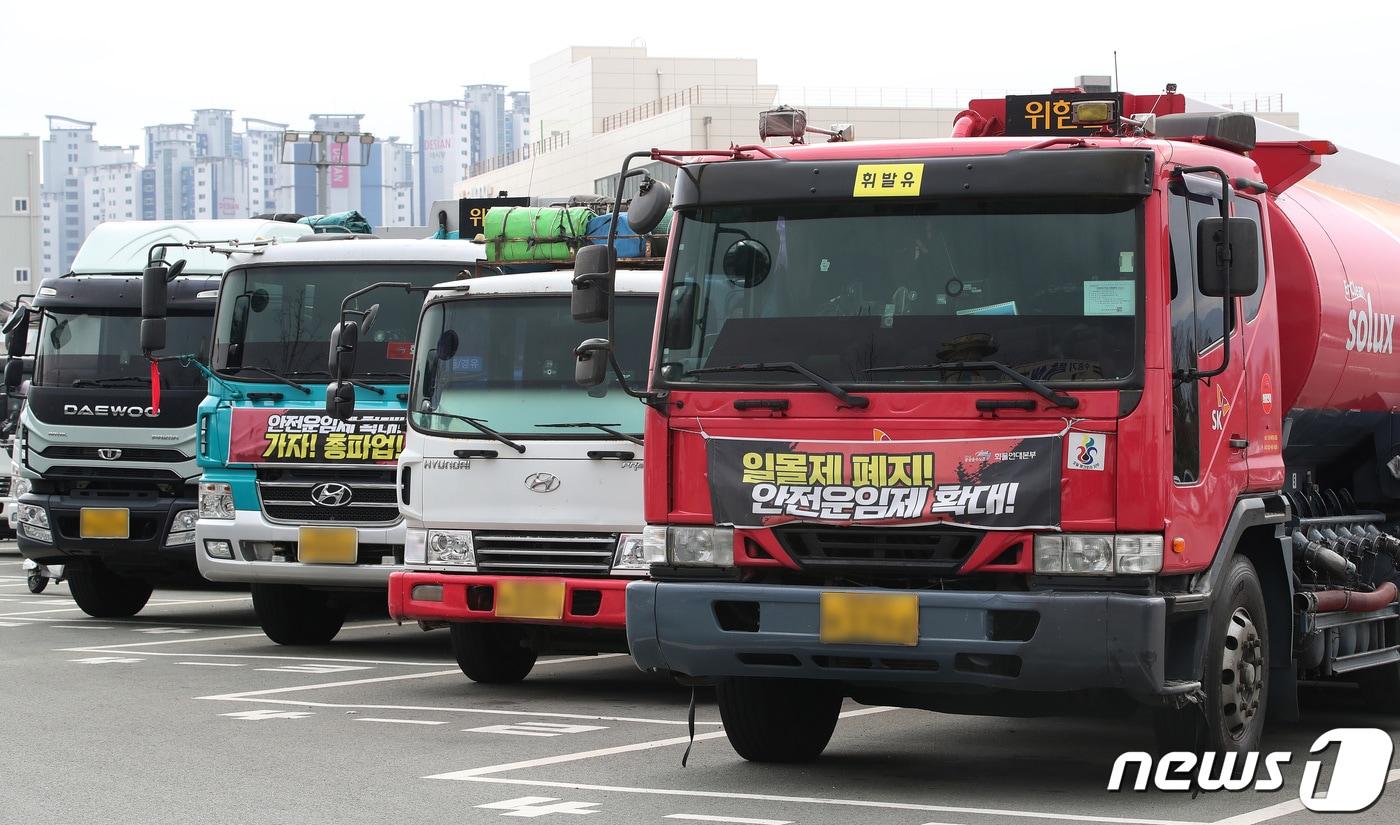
[67,563,154,618]
[251,584,346,645]
[448,623,536,683]
[717,676,842,763]
[1154,555,1269,754]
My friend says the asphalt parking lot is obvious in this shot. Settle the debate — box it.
[1,545,1397,825]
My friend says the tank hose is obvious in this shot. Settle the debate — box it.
[1295,581,1399,613]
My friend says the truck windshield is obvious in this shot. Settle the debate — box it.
[211,263,466,380]
[659,198,1143,387]
[35,310,209,389]
[409,295,654,438]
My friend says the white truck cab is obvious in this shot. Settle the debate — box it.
[388,268,661,682]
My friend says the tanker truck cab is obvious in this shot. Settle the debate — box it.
[386,267,659,682]
[191,237,484,645]
[582,94,1400,761]
[7,220,309,618]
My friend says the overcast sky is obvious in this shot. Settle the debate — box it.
[4,2,1396,162]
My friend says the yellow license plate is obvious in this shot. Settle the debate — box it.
[297,526,358,564]
[495,580,566,620]
[820,592,919,646]
[79,508,129,539]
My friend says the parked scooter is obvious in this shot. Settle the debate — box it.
[22,558,64,594]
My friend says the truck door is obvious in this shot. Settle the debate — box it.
[1230,196,1279,487]
[1167,178,1251,558]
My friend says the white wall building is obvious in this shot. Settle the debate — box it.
[456,46,964,199]
[143,123,196,221]
[39,191,60,280]
[192,156,249,219]
[371,137,415,227]
[412,99,472,221]
[244,118,290,215]
[0,135,42,304]
[81,155,143,232]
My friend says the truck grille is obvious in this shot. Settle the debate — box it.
[772,525,983,575]
[0,475,9,497]
[39,446,189,462]
[474,532,617,576]
[255,466,401,525]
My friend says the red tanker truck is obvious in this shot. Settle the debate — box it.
[569,88,1400,761]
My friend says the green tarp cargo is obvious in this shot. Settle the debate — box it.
[483,206,595,262]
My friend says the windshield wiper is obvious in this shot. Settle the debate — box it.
[537,422,643,447]
[685,362,870,409]
[863,361,1079,409]
[72,376,149,387]
[218,366,311,395]
[416,410,526,454]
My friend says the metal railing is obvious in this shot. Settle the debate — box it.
[467,131,571,178]
[1194,93,1287,113]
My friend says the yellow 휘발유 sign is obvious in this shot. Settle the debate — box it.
[852,163,923,197]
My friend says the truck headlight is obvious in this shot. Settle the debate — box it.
[1034,534,1163,575]
[20,523,52,543]
[611,532,662,575]
[17,503,48,528]
[426,530,475,567]
[11,475,30,499]
[166,509,198,547]
[662,525,734,567]
[199,482,235,520]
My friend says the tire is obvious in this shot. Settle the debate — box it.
[448,623,537,683]
[27,573,47,594]
[1154,555,1269,754]
[251,584,346,645]
[66,563,154,618]
[716,676,843,763]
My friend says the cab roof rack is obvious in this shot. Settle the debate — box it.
[1155,111,1257,153]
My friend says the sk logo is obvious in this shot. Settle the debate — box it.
[1211,385,1233,431]
[873,429,892,442]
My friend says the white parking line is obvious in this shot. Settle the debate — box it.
[1209,768,1400,825]
[197,656,712,727]
[177,661,244,667]
[446,777,1206,825]
[666,816,793,825]
[0,595,251,618]
[354,718,449,726]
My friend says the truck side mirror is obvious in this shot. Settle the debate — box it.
[1197,217,1260,298]
[326,380,356,420]
[329,320,359,380]
[663,283,697,350]
[571,245,616,323]
[626,177,672,235]
[2,304,30,356]
[3,358,22,392]
[141,318,167,354]
[574,337,612,388]
[141,259,183,319]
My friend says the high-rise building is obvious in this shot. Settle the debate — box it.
[42,115,131,274]
[506,91,531,154]
[143,123,196,221]
[361,137,415,228]
[463,84,508,166]
[81,151,142,230]
[243,118,290,214]
[192,156,249,219]
[0,135,42,306]
[412,99,471,222]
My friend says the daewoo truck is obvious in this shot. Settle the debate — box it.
[182,236,483,644]
[7,220,309,617]
[572,90,1400,760]
[382,264,660,683]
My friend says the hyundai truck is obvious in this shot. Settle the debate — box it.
[189,236,483,644]
[384,267,660,682]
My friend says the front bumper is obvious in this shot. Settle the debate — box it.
[15,492,195,570]
[627,581,1173,697]
[196,510,404,588]
[389,571,629,628]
